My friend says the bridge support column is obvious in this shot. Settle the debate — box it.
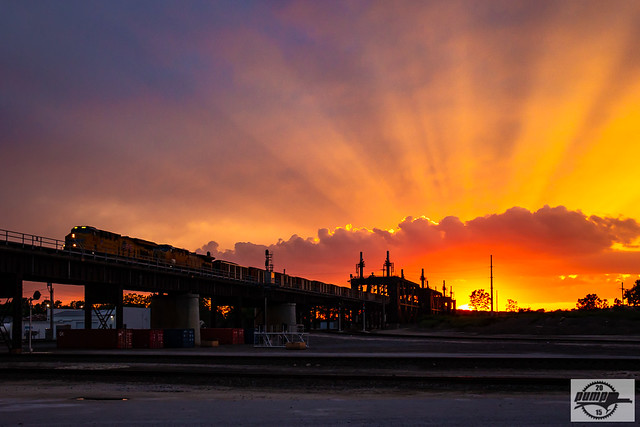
[268,303,296,331]
[1,273,23,353]
[83,285,94,329]
[296,304,311,331]
[150,293,201,346]
[12,276,22,352]
[84,302,92,329]
[209,300,217,328]
[233,297,243,329]
[115,286,124,329]
[382,301,386,329]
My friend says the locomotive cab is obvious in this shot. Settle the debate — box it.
[64,225,98,251]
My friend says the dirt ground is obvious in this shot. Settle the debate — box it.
[418,310,640,335]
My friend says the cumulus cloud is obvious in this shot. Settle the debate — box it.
[199,206,640,284]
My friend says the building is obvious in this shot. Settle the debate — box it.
[10,307,150,340]
[350,251,455,324]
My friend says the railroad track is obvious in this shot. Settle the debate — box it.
[2,351,639,392]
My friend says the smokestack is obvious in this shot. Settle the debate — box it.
[385,251,391,277]
[420,269,425,288]
[356,252,365,279]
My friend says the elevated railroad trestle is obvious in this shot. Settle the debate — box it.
[0,228,386,352]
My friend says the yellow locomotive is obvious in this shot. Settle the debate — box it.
[65,226,214,269]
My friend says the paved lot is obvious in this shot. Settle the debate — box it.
[22,329,640,357]
[1,379,578,426]
[2,331,638,425]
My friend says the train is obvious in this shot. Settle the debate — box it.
[63,226,356,297]
[64,225,215,269]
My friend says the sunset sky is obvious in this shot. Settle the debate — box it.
[2,1,640,309]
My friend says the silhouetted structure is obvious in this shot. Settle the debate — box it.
[350,251,455,324]
[0,228,387,352]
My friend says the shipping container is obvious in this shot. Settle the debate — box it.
[131,329,164,349]
[163,328,195,348]
[201,328,244,345]
[57,329,132,349]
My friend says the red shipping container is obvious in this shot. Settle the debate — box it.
[131,329,164,349]
[57,329,132,349]
[234,328,244,344]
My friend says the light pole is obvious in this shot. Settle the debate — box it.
[28,290,41,353]
[47,282,54,339]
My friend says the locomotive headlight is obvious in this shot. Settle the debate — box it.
[72,243,77,248]
[71,233,75,238]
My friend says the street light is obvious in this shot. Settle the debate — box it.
[28,290,41,353]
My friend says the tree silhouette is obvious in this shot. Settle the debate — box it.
[576,293,608,310]
[624,280,640,306]
[123,293,151,307]
[469,289,491,311]
[505,299,519,312]
[65,300,84,309]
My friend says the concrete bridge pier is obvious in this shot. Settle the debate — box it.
[233,296,243,329]
[0,273,23,353]
[263,302,296,331]
[208,299,217,328]
[150,293,201,346]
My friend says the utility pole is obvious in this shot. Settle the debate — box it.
[621,281,625,305]
[264,250,273,331]
[490,255,494,313]
[47,282,54,340]
[264,250,273,285]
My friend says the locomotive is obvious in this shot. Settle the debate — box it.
[64,225,214,269]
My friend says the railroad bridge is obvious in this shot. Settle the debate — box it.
[0,229,386,352]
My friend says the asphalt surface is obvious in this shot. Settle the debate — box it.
[2,330,639,386]
[1,331,639,426]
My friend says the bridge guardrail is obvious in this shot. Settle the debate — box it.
[1,228,65,251]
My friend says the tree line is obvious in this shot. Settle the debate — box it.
[467,279,640,312]
[2,293,152,318]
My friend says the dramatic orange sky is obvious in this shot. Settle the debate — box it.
[3,1,640,309]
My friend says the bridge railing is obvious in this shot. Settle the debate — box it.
[1,228,65,251]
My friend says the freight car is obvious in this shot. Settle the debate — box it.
[65,226,214,269]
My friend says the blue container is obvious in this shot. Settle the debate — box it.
[163,328,195,348]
